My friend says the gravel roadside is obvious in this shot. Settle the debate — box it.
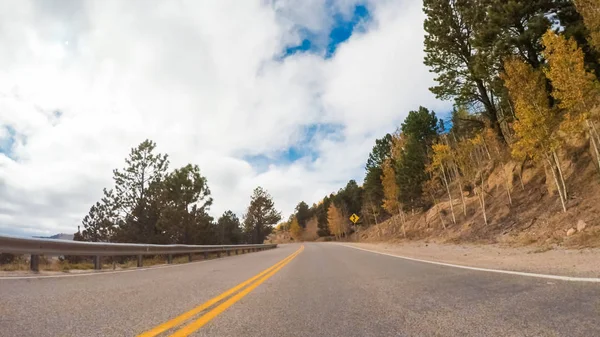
[343,242,600,278]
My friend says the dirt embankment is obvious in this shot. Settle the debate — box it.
[358,138,600,250]
[346,139,600,276]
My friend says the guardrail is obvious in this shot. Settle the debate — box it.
[0,235,277,272]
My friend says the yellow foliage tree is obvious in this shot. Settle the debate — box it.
[428,143,456,224]
[574,0,600,52]
[327,203,345,240]
[380,158,406,237]
[542,30,600,174]
[289,216,303,241]
[502,57,567,212]
[303,216,319,241]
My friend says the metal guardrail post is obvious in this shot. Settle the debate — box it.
[93,256,101,270]
[30,254,39,272]
[0,236,278,272]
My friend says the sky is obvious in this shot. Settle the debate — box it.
[0,0,451,237]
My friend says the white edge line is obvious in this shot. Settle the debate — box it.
[0,250,269,280]
[339,243,600,283]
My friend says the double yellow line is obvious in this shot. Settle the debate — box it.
[138,245,304,337]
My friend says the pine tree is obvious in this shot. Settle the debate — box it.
[81,196,117,242]
[216,211,243,244]
[294,201,311,228]
[363,134,393,218]
[423,0,503,140]
[157,164,213,244]
[396,107,440,209]
[110,140,169,243]
[243,187,282,244]
[502,57,567,212]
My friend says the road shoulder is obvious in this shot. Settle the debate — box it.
[342,242,600,278]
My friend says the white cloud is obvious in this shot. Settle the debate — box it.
[0,0,450,236]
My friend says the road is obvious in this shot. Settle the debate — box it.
[1,243,599,336]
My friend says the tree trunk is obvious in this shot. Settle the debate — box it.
[552,150,567,199]
[475,79,505,144]
[440,164,456,225]
[397,205,406,238]
[517,169,525,191]
[546,156,567,213]
[504,167,512,206]
[452,164,467,216]
[586,120,600,176]
[482,138,492,160]
[477,174,488,226]
[433,197,446,230]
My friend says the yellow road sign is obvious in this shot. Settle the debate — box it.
[349,213,360,224]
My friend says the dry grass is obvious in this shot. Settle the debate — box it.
[563,228,600,248]
[1,249,264,274]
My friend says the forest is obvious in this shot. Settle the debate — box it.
[76,139,282,245]
[279,0,600,244]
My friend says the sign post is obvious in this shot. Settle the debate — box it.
[349,213,360,242]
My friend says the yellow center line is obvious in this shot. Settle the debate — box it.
[168,245,304,337]
[138,245,303,337]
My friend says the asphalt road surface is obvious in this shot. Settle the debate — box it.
[1,243,599,337]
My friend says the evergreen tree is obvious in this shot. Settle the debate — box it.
[363,134,393,217]
[396,107,439,209]
[110,140,169,243]
[243,187,282,244]
[157,164,213,244]
[216,211,243,245]
[81,195,117,242]
[294,201,311,228]
[423,0,502,139]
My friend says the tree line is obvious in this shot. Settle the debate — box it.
[77,140,282,245]
[284,0,600,240]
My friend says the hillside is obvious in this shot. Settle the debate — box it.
[357,137,600,248]
[34,233,74,241]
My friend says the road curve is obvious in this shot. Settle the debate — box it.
[1,243,599,336]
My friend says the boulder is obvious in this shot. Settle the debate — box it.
[566,228,576,237]
[577,220,587,232]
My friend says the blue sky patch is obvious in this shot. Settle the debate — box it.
[243,123,344,172]
[0,126,16,159]
[282,3,370,59]
[326,4,369,57]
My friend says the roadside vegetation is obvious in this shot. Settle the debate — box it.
[277,0,600,248]
[2,140,283,270]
